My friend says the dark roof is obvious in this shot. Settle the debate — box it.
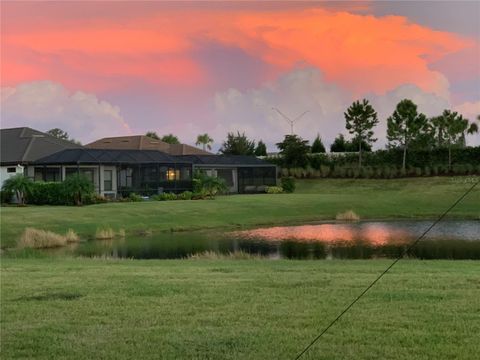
[1,127,82,165]
[178,155,275,167]
[34,149,190,165]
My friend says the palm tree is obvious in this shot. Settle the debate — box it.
[195,133,214,151]
[2,174,33,205]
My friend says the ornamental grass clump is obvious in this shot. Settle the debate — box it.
[65,229,80,243]
[336,210,360,221]
[18,228,67,249]
[95,227,115,240]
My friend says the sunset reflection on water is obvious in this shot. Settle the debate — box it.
[234,223,412,246]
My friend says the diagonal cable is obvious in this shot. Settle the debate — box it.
[294,178,479,360]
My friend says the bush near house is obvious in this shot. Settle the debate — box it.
[280,177,296,193]
[265,186,284,194]
[2,174,96,206]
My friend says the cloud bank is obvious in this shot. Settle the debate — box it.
[212,68,479,149]
[0,81,131,142]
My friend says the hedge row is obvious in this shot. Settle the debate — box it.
[26,181,97,205]
[267,146,480,169]
[281,164,480,179]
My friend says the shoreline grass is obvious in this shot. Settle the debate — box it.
[1,177,478,249]
[1,258,479,359]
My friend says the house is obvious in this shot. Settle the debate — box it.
[0,127,81,185]
[1,127,277,196]
[86,135,212,155]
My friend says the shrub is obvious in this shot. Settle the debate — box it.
[193,172,227,197]
[95,228,115,240]
[18,228,67,249]
[336,210,360,221]
[0,189,12,204]
[93,194,109,203]
[128,193,143,202]
[28,182,67,205]
[153,192,177,201]
[281,177,296,193]
[117,229,126,237]
[265,186,284,194]
[177,191,193,200]
[63,174,94,206]
[320,165,331,178]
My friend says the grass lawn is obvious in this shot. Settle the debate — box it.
[1,258,479,359]
[1,177,479,248]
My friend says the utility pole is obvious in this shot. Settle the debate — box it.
[272,107,309,134]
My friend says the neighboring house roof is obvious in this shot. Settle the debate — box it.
[34,148,189,165]
[179,155,276,167]
[86,135,212,155]
[0,127,82,165]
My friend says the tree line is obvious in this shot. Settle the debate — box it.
[46,97,478,171]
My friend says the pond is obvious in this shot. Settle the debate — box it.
[47,220,480,260]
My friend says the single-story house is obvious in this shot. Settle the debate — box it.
[1,127,277,197]
[0,127,81,185]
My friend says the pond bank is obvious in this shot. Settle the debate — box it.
[1,177,479,249]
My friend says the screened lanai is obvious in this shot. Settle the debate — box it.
[32,149,193,197]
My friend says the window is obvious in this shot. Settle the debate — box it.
[7,167,16,173]
[167,168,176,181]
[104,170,113,191]
[119,168,133,188]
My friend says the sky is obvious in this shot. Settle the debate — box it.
[1,1,479,150]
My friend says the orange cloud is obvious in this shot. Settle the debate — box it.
[1,5,474,98]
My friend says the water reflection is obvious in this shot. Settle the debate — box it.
[45,220,479,260]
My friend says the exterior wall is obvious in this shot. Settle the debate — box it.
[0,165,24,186]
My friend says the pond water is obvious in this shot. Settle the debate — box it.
[48,220,480,260]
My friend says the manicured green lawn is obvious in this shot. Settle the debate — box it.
[1,177,479,248]
[1,259,479,359]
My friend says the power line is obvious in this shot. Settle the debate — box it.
[293,178,480,360]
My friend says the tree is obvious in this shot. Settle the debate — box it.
[47,128,81,145]
[438,110,479,169]
[63,174,94,206]
[1,175,33,205]
[330,134,348,152]
[276,135,310,168]
[344,99,378,168]
[219,132,255,155]
[195,133,214,151]
[47,128,70,140]
[255,140,267,156]
[387,99,428,171]
[145,131,160,140]
[161,134,180,144]
[330,134,371,153]
[311,134,326,153]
